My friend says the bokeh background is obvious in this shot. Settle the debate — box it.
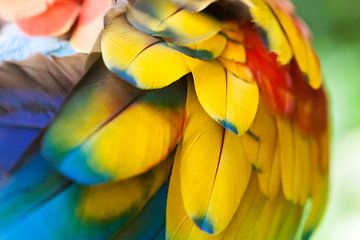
[293,0,360,239]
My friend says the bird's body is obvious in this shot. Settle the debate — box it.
[0,0,328,239]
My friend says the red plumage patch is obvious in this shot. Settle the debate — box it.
[244,26,295,116]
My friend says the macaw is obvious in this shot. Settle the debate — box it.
[0,0,329,239]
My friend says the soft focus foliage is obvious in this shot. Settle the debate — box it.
[293,0,360,239]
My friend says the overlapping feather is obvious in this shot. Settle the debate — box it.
[0,55,174,239]
[0,0,329,239]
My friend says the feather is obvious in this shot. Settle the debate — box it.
[221,174,302,240]
[248,99,277,171]
[129,0,221,45]
[101,16,190,89]
[304,132,329,238]
[252,100,281,199]
[1,140,172,239]
[191,60,259,134]
[222,174,267,239]
[0,54,86,173]
[16,0,82,36]
[0,1,329,238]
[267,3,322,88]
[166,142,221,240]
[0,139,68,231]
[246,0,293,64]
[42,58,186,184]
[293,128,311,204]
[276,117,295,201]
[244,27,295,116]
[177,81,252,234]
[220,41,246,63]
[170,34,227,60]
[218,58,253,82]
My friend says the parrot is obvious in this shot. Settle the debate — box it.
[0,0,329,239]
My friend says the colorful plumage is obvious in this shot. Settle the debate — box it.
[0,0,329,239]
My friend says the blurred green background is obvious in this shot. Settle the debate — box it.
[292,0,360,239]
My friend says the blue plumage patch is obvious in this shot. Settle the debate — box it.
[219,119,238,134]
[110,67,139,87]
[193,216,215,234]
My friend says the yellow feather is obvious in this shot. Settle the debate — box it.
[251,100,277,172]
[276,117,295,201]
[191,61,259,134]
[270,6,322,88]
[304,134,329,236]
[226,71,259,135]
[130,0,221,45]
[43,64,186,184]
[277,205,302,240]
[126,43,190,88]
[248,0,293,64]
[179,82,252,234]
[220,41,246,63]
[80,157,172,219]
[83,98,184,181]
[306,41,323,89]
[157,8,222,45]
[266,196,291,239]
[272,8,309,71]
[242,131,260,171]
[294,129,311,204]
[166,143,221,240]
[101,16,158,72]
[173,33,227,60]
[218,58,254,83]
[253,194,284,239]
[222,174,267,240]
[101,16,190,89]
[258,145,281,199]
[192,60,227,122]
[255,104,280,198]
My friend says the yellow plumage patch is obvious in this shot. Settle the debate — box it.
[80,157,172,220]
[218,58,254,83]
[271,6,322,88]
[101,16,158,73]
[101,16,190,89]
[82,97,184,181]
[173,33,227,60]
[129,0,222,45]
[191,61,259,134]
[42,60,186,184]
[220,41,246,63]
[125,43,190,89]
[178,82,252,234]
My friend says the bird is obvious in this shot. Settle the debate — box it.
[0,0,329,239]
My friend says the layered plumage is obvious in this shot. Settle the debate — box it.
[0,0,329,239]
